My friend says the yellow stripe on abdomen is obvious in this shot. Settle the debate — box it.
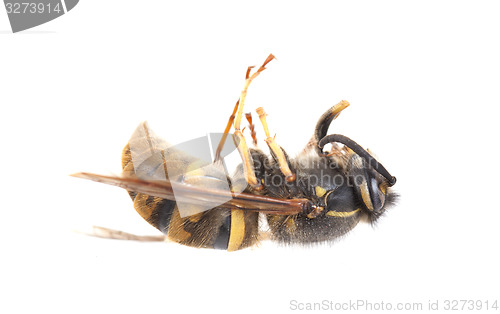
[227,209,245,251]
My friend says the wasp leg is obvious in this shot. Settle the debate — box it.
[214,99,240,162]
[230,54,275,190]
[245,112,258,146]
[77,226,166,242]
[256,107,296,182]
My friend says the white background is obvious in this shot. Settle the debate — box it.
[1,1,499,313]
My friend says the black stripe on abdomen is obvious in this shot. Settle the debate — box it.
[213,214,231,250]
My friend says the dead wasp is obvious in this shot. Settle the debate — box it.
[73,54,397,251]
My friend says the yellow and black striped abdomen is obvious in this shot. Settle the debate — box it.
[122,140,259,251]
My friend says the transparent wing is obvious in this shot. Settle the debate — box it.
[99,122,311,217]
[123,122,237,216]
[72,172,310,215]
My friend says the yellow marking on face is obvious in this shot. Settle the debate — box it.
[360,181,374,211]
[326,208,361,218]
[379,181,388,195]
[228,209,246,252]
[315,186,327,198]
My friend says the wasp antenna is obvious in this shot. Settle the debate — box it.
[318,134,397,186]
[313,100,351,155]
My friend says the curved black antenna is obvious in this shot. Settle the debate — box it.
[318,134,397,186]
[313,101,350,155]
